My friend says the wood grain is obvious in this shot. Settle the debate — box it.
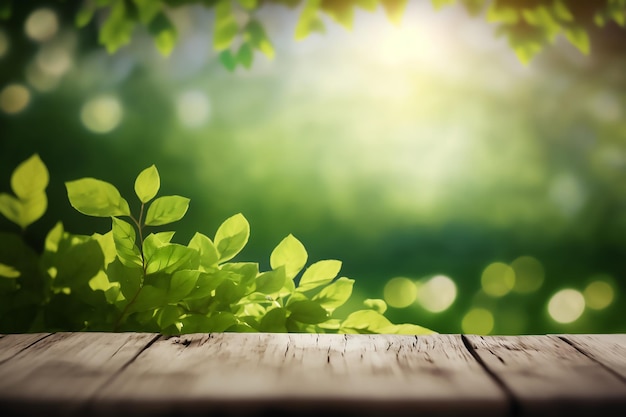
[0,333,49,364]
[466,335,626,416]
[92,333,508,416]
[0,332,158,416]
[558,334,626,382]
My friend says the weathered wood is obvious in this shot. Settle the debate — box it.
[465,335,626,417]
[0,333,50,364]
[0,332,158,416]
[558,334,626,382]
[92,333,507,416]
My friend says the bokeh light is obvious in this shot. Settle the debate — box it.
[35,44,72,78]
[0,30,9,58]
[481,262,515,297]
[24,8,59,42]
[383,277,417,308]
[548,289,585,324]
[176,90,211,128]
[584,280,614,310]
[80,95,123,134]
[0,84,31,114]
[462,308,494,335]
[416,275,457,313]
[511,256,544,294]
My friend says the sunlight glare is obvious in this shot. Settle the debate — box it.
[481,262,515,297]
[25,8,59,42]
[176,90,211,128]
[548,289,585,324]
[462,308,494,335]
[81,95,123,134]
[0,84,30,114]
[511,256,544,294]
[584,280,614,310]
[383,277,417,308]
[416,275,457,313]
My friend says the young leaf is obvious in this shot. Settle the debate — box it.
[379,323,434,335]
[99,0,135,53]
[66,178,131,217]
[11,154,49,199]
[0,263,20,279]
[381,0,408,24]
[130,285,168,312]
[340,310,392,333]
[288,300,329,324]
[144,243,199,274]
[134,165,160,203]
[156,305,182,329]
[145,195,189,226]
[259,307,287,332]
[0,192,47,229]
[312,277,354,312]
[184,270,227,300]
[213,1,238,51]
[107,258,142,300]
[215,280,246,305]
[111,217,143,268]
[75,2,96,28]
[237,43,254,69]
[148,12,177,56]
[255,266,287,295]
[0,193,21,227]
[219,50,238,71]
[270,234,307,280]
[188,232,219,270]
[364,298,387,314]
[214,213,250,263]
[295,0,325,40]
[168,270,200,302]
[297,259,341,292]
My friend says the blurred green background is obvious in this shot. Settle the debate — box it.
[1,1,625,334]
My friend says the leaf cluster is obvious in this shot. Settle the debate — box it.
[3,0,623,69]
[0,155,433,335]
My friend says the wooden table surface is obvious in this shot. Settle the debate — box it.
[0,333,625,416]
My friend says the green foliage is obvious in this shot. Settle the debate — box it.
[9,0,621,68]
[0,155,434,335]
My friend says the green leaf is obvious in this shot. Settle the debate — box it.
[184,270,227,300]
[215,280,246,305]
[380,0,407,25]
[238,0,257,9]
[552,0,573,21]
[364,298,387,314]
[312,277,354,312]
[11,154,49,199]
[148,12,177,56]
[168,270,199,302]
[219,50,238,71]
[321,0,355,29]
[379,323,435,335]
[259,307,287,332]
[355,0,377,11]
[107,258,142,300]
[213,1,238,51]
[52,239,104,288]
[112,217,143,268]
[145,195,189,226]
[256,267,287,294]
[297,259,341,292]
[288,300,328,324]
[99,0,135,53]
[206,311,238,332]
[0,193,46,230]
[237,43,254,69]
[134,165,160,203]
[131,285,167,312]
[145,243,199,274]
[156,305,182,329]
[221,262,259,289]
[44,222,64,253]
[214,213,250,263]
[66,178,131,217]
[295,0,325,40]
[0,193,21,227]
[340,309,392,333]
[76,3,96,28]
[565,27,590,54]
[270,234,307,280]
[245,20,275,59]
[188,233,219,270]
[0,263,20,279]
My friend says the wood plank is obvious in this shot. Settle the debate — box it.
[92,333,508,416]
[0,333,50,364]
[558,334,626,382]
[466,335,626,417]
[0,332,158,416]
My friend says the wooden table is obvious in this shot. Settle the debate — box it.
[0,333,625,416]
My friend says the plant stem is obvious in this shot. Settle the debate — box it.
[113,204,148,331]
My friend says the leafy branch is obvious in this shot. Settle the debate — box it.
[2,0,625,68]
[0,154,434,335]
